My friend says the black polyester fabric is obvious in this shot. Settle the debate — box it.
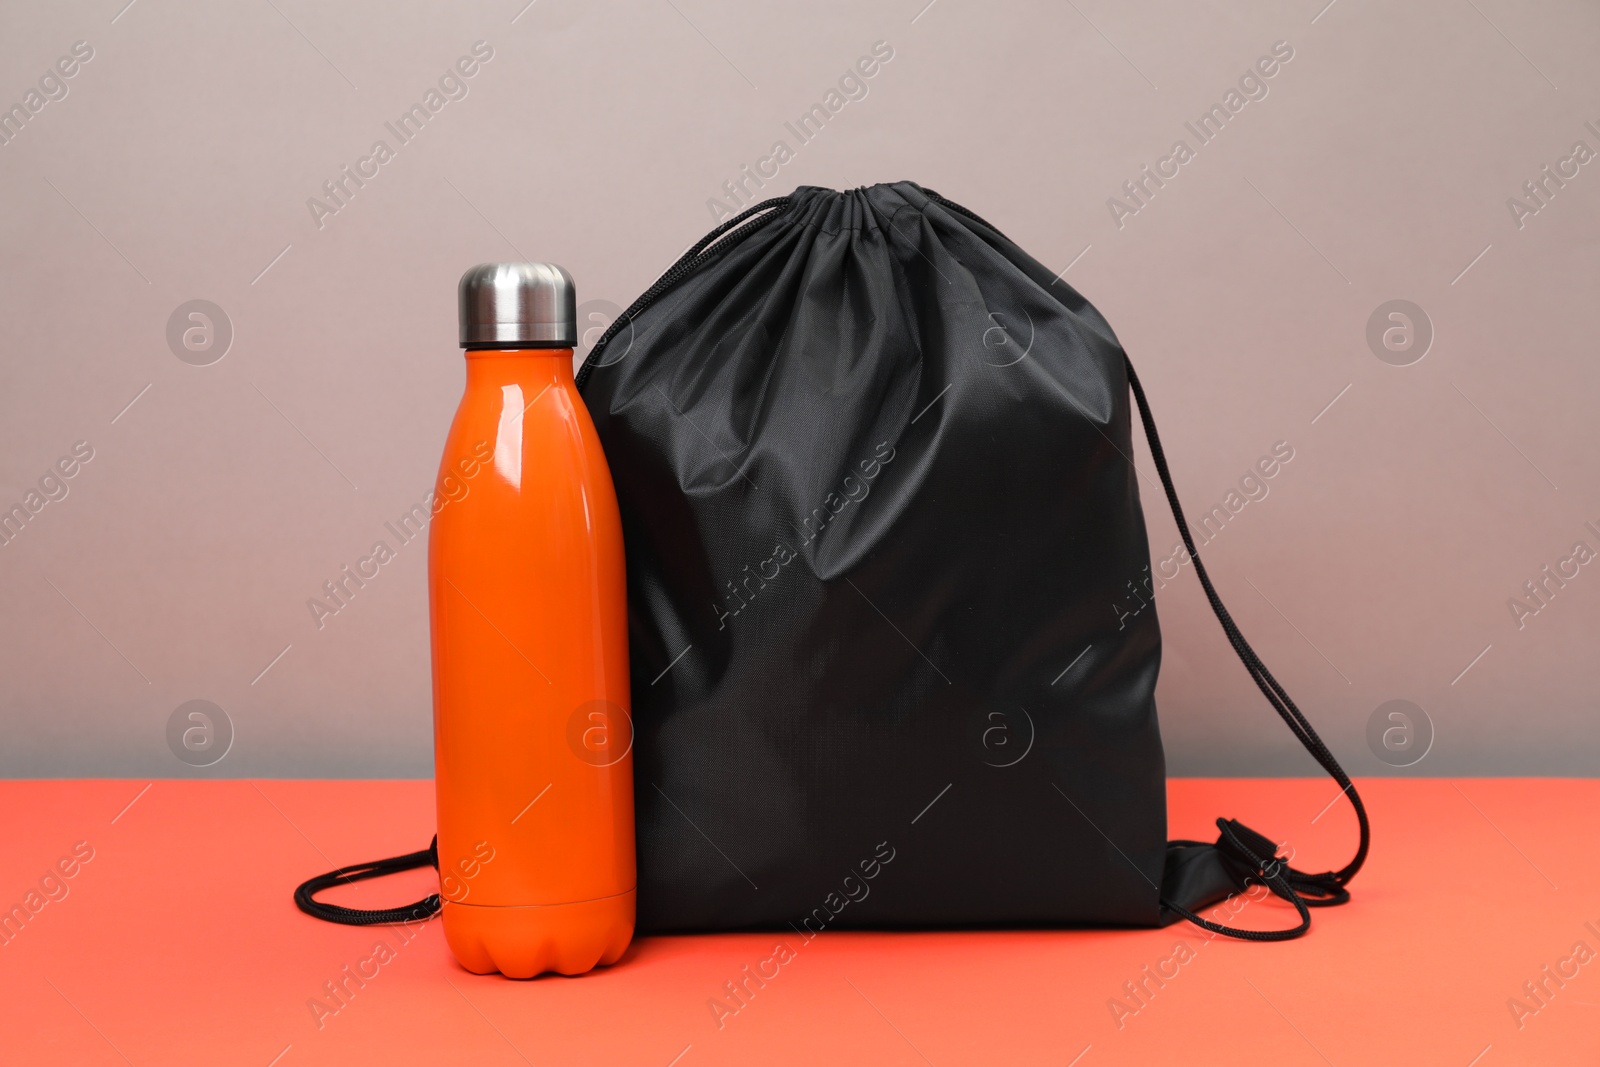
[579,182,1170,932]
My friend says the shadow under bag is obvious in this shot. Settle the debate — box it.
[295,181,1368,942]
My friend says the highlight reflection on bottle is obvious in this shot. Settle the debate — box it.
[429,263,635,978]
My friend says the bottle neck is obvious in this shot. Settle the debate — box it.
[463,347,576,390]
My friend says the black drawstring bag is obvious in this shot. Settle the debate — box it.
[297,181,1367,941]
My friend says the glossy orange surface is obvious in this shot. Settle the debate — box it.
[428,346,635,978]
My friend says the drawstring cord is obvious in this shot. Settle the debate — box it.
[293,837,441,926]
[1126,358,1367,939]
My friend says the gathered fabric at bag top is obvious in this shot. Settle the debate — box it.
[575,181,1368,938]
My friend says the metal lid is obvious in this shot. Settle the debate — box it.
[458,262,576,348]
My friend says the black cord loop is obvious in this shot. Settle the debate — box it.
[1126,358,1369,940]
[293,837,441,927]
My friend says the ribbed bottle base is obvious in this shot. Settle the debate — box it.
[441,890,635,978]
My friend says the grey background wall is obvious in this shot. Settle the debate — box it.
[1,0,1595,779]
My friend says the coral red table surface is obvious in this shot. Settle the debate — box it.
[4,778,1595,1065]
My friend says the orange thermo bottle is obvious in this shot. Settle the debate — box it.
[429,262,635,977]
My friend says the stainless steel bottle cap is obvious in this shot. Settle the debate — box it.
[458,262,576,349]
